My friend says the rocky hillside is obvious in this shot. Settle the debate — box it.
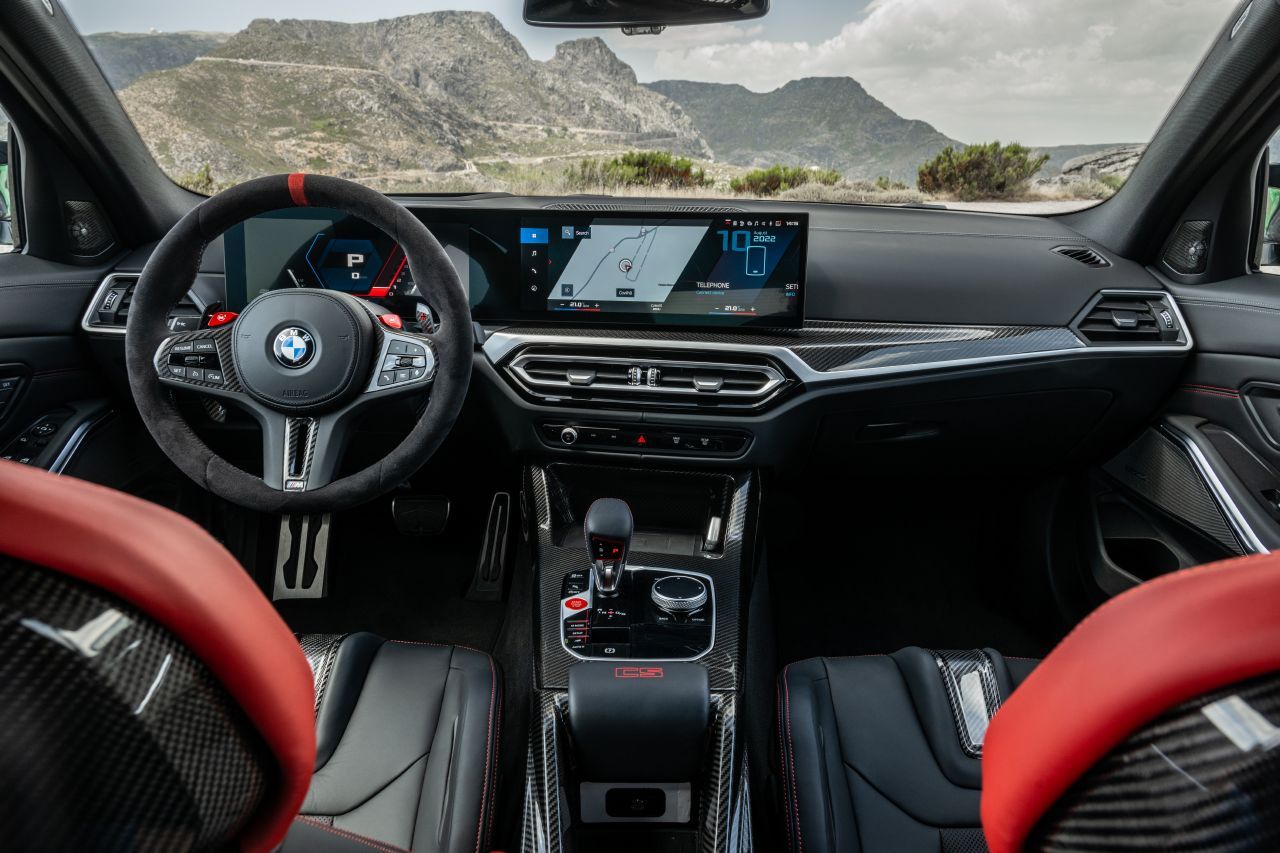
[85,31,229,89]
[117,13,709,187]
[647,77,960,182]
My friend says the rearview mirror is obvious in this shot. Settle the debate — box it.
[524,0,769,29]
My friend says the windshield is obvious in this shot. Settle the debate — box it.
[63,0,1234,212]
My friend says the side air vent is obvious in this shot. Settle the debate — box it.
[1052,245,1111,268]
[82,274,202,335]
[1071,292,1185,345]
[506,349,789,409]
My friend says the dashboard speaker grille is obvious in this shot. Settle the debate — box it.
[63,200,114,257]
[1164,220,1212,275]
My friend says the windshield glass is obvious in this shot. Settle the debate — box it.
[62,0,1234,212]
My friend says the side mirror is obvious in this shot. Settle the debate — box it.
[524,0,769,30]
[1263,163,1280,268]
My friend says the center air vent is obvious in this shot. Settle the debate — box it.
[506,349,788,409]
[1072,292,1184,345]
[1052,245,1111,268]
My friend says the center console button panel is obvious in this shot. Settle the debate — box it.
[560,567,713,660]
[540,421,750,457]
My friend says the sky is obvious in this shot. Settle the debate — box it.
[59,0,1240,146]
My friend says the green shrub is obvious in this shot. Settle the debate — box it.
[1099,173,1127,191]
[176,162,217,195]
[730,164,841,196]
[875,176,908,191]
[916,142,1049,200]
[564,151,711,190]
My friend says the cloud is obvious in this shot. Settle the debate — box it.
[649,0,1239,144]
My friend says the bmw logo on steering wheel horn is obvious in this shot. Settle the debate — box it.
[273,327,315,368]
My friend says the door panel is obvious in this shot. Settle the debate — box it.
[0,252,116,466]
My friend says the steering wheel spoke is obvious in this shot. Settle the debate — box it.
[363,328,438,398]
[260,412,347,492]
[153,324,244,402]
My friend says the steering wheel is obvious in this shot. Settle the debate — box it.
[125,174,472,515]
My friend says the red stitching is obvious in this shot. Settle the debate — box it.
[783,663,803,853]
[475,653,497,853]
[295,818,406,852]
[487,678,504,846]
[1180,386,1239,399]
[776,679,792,852]
[1183,382,1239,394]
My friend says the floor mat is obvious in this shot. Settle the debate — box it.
[767,480,1056,666]
[274,491,507,651]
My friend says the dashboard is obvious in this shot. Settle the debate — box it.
[223,208,807,329]
[84,195,1195,475]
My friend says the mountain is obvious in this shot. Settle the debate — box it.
[116,13,709,188]
[85,31,230,89]
[1031,143,1144,175]
[647,78,961,182]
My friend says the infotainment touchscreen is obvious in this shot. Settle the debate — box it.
[519,212,806,327]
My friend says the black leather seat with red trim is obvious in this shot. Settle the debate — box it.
[983,552,1280,853]
[0,461,501,853]
[280,634,501,853]
[778,648,1038,853]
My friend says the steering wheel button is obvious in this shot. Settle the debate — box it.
[411,367,426,380]
[388,340,409,355]
[204,371,224,384]
[169,366,187,378]
[394,369,412,383]
[208,311,238,327]
[188,368,205,381]
[378,313,403,330]
[405,342,426,357]
[377,371,395,387]
[193,340,217,353]
[172,342,195,353]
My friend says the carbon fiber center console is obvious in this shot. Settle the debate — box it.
[522,463,755,853]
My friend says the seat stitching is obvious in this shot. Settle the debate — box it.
[783,663,803,853]
[295,817,409,853]
[776,679,792,852]
[486,675,504,847]
[389,638,488,656]
[475,653,497,853]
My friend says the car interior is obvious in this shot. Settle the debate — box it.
[1,0,1280,851]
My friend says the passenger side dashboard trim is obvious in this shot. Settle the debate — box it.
[483,290,1192,386]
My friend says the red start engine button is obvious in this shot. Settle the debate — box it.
[565,597,588,611]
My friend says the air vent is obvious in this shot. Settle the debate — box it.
[1052,245,1111,268]
[1072,292,1184,345]
[83,274,202,334]
[506,349,788,409]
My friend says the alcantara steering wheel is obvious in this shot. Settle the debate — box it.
[124,174,471,514]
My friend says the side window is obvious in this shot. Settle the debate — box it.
[1264,128,1280,275]
[0,108,11,253]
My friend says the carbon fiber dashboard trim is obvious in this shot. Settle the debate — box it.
[483,292,1191,386]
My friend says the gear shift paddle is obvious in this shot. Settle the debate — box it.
[583,498,633,596]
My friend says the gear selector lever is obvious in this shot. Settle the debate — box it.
[584,498,633,596]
